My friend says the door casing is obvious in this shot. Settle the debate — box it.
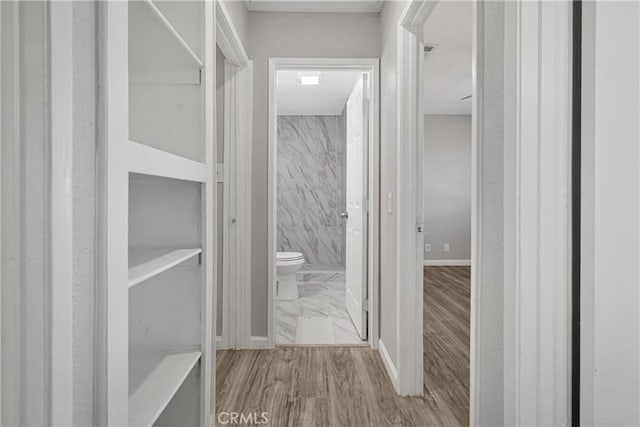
[215,0,253,350]
[266,57,380,349]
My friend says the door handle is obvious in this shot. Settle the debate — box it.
[340,211,349,219]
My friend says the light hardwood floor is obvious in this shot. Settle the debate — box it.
[216,266,470,426]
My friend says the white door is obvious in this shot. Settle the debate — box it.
[344,75,368,340]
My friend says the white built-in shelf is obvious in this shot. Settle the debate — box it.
[129,348,201,427]
[129,247,202,288]
[128,141,207,183]
[131,0,202,67]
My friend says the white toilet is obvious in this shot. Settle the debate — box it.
[276,252,305,300]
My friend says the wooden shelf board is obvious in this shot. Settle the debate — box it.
[129,348,201,427]
[128,140,207,183]
[129,247,202,288]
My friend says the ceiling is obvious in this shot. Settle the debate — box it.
[277,70,362,115]
[423,1,472,115]
[244,0,383,13]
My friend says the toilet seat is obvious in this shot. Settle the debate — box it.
[277,252,304,262]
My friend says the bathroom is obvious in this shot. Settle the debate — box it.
[275,69,366,345]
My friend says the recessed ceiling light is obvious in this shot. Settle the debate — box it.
[300,74,320,86]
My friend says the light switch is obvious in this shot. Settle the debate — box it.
[387,192,393,214]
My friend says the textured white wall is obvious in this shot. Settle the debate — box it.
[72,2,97,424]
[474,2,505,424]
[423,115,471,261]
[247,11,380,336]
[581,2,640,425]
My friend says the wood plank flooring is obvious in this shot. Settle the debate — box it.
[423,266,470,426]
[216,266,470,426]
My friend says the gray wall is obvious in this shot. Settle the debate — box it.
[378,0,405,370]
[475,2,505,424]
[73,2,97,424]
[216,46,224,337]
[277,115,346,269]
[248,11,380,337]
[423,115,471,261]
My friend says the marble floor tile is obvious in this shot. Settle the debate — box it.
[295,317,335,344]
[333,316,364,344]
[276,269,362,345]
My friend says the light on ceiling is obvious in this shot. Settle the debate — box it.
[300,74,320,86]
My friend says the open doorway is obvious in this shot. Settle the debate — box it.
[421,1,472,423]
[268,59,380,347]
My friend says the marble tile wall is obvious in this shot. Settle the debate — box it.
[277,115,346,268]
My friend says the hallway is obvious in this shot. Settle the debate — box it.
[216,267,470,426]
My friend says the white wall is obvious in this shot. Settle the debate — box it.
[247,11,380,337]
[423,115,471,261]
[72,1,97,424]
[473,2,505,424]
[378,0,406,369]
[581,2,640,425]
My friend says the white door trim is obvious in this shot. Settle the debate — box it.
[503,2,572,424]
[216,1,253,349]
[49,2,74,423]
[267,57,380,349]
[1,2,74,423]
[395,0,437,396]
[100,2,129,424]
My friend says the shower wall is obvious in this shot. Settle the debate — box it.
[277,115,346,269]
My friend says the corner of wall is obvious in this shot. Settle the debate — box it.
[377,339,399,392]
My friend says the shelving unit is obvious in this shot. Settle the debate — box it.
[104,1,215,425]
[128,141,207,183]
[129,348,202,426]
[128,247,202,288]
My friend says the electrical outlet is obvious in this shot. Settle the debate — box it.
[444,243,450,252]
[425,243,431,252]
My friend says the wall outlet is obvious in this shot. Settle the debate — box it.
[444,243,450,252]
[425,243,431,252]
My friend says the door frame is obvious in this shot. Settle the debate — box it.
[267,57,380,349]
[0,1,74,424]
[397,0,573,424]
[215,0,253,350]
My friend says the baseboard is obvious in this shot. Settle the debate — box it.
[423,259,471,266]
[378,339,399,391]
[215,336,229,350]
[246,336,271,349]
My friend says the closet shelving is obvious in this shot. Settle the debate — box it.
[105,0,214,425]
[128,141,207,183]
[128,247,202,288]
[128,348,202,427]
